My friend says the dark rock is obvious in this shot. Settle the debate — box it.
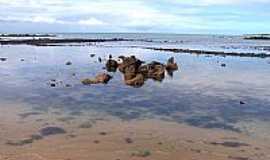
[0,57,7,61]
[106,59,118,72]
[221,63,226,67]
[98,57,102,63]
[50,83,56,87]
[240,101,245,105]
[65,61,72,65]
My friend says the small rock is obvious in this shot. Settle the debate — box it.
[65,61,72,65]
[125,138,133,144]
[0,57,7,61]
[240,101,245,105]
[50,83,56,87]
[82,73,112,85]
[98,57,102,63]
[221,63,226,67]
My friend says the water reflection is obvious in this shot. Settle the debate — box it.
[0,45,270,136]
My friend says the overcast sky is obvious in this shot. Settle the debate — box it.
[0,0,269,34]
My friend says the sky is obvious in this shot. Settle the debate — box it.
[0,0,269,34]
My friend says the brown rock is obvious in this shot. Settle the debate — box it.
[82,73,112,85]
[166,57,178,71]
[106,59,118,72]
[125,74,144,87]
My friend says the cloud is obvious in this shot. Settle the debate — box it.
[78,18,106,26]
[0,0,269,33]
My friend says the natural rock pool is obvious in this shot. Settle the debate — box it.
[0,35,270,159]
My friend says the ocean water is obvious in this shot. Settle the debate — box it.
[0,33,270,159]
[54,33,270,54]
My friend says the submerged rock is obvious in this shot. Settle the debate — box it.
[82,73,112,85]
[39,126,66,137]
[210,141,249,148]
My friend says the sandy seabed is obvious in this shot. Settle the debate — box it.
[0,102,269,160]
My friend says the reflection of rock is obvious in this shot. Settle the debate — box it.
[125,73,145,87]
[106,59,118,72]
[82,73,112,85]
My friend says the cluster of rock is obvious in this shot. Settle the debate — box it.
[81,55,178,87]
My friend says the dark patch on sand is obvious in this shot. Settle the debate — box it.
[18,112,42,119]
[210,141,250,148]
[39,126,66,137]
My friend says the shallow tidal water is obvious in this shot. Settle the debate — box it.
[0,42,270,159]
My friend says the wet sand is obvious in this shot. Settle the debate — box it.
[0,103,269,160]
